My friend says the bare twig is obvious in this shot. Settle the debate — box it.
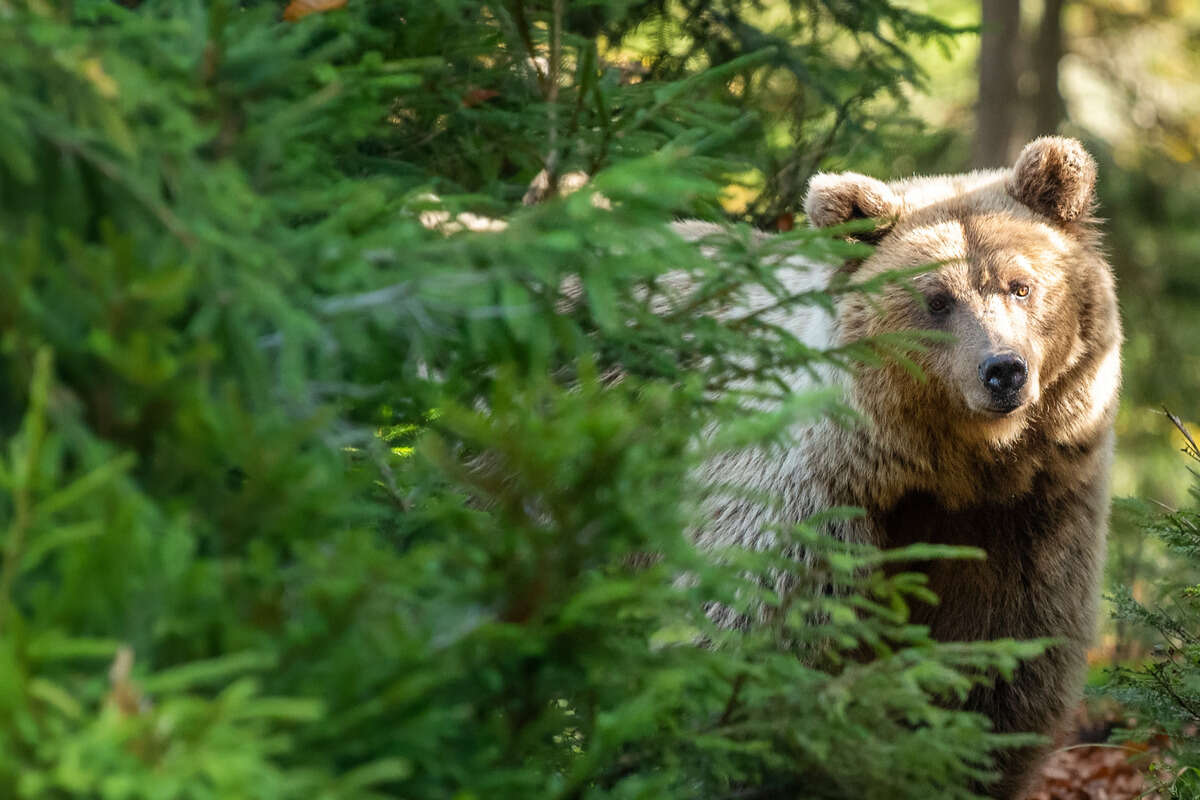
[508,1,547,93]
[1164,407,1200,461]
[714,673,747,728]
[544,0,564,195]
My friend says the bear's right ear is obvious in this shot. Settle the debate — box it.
[803,172,900,229]
[1008,136,1097,223]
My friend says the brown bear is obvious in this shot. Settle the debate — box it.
[688,137,1122,799]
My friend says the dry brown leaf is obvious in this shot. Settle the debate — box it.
[283,0,347,22]
[1023,704,1162,800]
[462,88,500,107]
[105,645,146,717]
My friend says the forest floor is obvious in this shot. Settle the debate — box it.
[1024,704,1160,800]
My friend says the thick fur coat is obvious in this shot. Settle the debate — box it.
[686,137,1122,799]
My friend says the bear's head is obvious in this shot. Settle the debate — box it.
[805,137,1121,450]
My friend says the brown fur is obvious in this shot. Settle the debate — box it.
[1008,136,1097,223]
[700,138,1121,798]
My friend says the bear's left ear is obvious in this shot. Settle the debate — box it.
[804,172,900,229]
[1008,136,1097,223]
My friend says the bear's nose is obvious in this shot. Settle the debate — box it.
[979,354,1027,395]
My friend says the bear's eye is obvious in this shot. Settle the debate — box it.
[1011,282,1031,298]
[926,294,951,314]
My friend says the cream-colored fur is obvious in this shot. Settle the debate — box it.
[670,219,845,550]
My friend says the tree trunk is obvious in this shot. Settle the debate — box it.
[1033,0,1066,135]
[973,0,1022,168]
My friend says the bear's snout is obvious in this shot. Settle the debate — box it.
[978,353,1028,410]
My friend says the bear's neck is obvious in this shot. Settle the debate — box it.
[810,406,1102,517]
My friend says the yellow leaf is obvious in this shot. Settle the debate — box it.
[81,58,118,99]
[1162,132,1195,164]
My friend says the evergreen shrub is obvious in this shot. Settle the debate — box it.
[1107,412,1200,800]
[0,2,1041,797]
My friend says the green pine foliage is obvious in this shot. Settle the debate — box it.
[0,1,1038,798]
[1106,413,1200,800]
